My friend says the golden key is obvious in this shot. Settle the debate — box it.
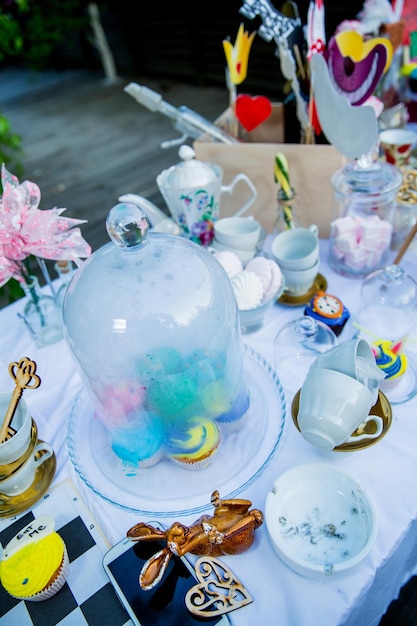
[0,357,41,443]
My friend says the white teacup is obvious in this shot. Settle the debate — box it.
[379,128,417,168]
[271,225,319,271]
[210,239,256,264]
[0,442,53,496]
[279,258,319,296]
[298,367,384,450]
[214,217,261,251]
[310,338,385,404]
[0,393,32,465]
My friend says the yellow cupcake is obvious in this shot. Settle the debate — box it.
[165,416,221,470]
[0,515,69,601]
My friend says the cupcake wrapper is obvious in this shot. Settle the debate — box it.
[121,446,164,472]
[380,375,403,391]
[216,411,248,433]
[169,446,219,470]
[137,447,164,468]
[22,546,70,602]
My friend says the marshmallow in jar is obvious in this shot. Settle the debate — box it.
[329,156,402,277]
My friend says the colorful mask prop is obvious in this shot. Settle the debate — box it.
[306,0,326,135]
[306,0,326,59]
[395,0,417,49]
[222,23,256,136]
[310,53,379,159]
[240,0,312,139]
[127,490,263,590]
[279,39,310,134]
[325,31,393,106]
[235,94,272,131]
[185,556,253,618]
[239,0,301,44]
[222,23,256,86]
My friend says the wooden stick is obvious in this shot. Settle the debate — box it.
[393,221,417,265]
[0,386,23,442]
[293,44,306,81]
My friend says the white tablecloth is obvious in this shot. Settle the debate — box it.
[1,239,417,626]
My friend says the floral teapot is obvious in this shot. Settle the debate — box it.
[156,145,257,246]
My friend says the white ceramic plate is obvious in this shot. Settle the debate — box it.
[265,463,377,579]
[67,345,286,517]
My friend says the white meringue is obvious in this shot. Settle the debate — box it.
[213,250,243,277]
[231,271,264,310]
[246,257,282,303]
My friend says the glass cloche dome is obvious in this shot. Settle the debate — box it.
[62,202,249,469]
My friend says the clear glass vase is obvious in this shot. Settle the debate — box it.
[275,188,299,233]
[20,276,64,348]
[54,260,75,304]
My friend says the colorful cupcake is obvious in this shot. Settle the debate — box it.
[0,515,69,602]
[164,416,221,470]
[215,384,250,432]
[372,340,408,390]
[111,412,165,468]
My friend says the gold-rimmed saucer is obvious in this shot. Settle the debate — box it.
[278,273,328,306]
[0,419,38,479]
[291,389,392,452]
[0,440,56,517]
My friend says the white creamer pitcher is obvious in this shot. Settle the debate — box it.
[156,145,257,246]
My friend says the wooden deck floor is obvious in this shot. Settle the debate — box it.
[0,66,229,253]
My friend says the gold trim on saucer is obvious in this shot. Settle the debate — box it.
[291,389,392,452]
[0,419,38,479]
[278,273,328,306]
[0,441,56,517]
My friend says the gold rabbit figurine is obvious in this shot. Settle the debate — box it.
[127,489,263,589]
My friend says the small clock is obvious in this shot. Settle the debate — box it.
[304,291,350,337]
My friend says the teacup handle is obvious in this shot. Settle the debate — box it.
[346,414,384,443]
[33,442,53,468]
[309,224,319,237]
[221,174,257,218]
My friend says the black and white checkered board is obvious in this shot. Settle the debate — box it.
[0,479,133,626]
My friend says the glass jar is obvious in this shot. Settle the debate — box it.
[275,188,298,233]
[20,276,64,348]
[357,264,417,345]
[392,169,417,251]
[329,156,402,277]
[54,260,76,304]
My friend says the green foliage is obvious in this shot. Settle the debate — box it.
[20,0,89,70]
[0,113,23,185]
[0,0,93,70]
[0,0,28,61]
[0,278,24,305]
[0,14,23,60]
[0,0,96,306]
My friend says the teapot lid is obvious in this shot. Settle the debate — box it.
[163,145,216,188]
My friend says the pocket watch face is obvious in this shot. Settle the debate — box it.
[314,293,343,318]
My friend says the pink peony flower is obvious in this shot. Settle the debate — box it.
[0,164,91,286]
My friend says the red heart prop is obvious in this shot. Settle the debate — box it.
[235,94,272,132]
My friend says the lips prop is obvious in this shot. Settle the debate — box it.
[325,31,393,106]
[235,94,272,131]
